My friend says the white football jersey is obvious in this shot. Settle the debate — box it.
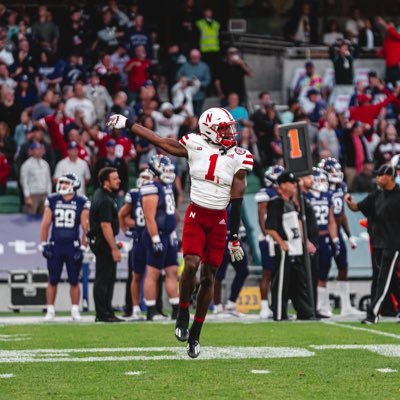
[179,133,253,209]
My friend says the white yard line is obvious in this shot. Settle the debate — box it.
[0,374,15,378]
[322,320,400,340]
[376,368,397,373]
[250,370,271,374]
[125,371,143,376]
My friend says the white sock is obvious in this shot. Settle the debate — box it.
[133,305,141,313]
[169,297,179,305]
[71,304,79,312]
[261,300,269,311]
[47,305,55,314]
[145,299,156,307]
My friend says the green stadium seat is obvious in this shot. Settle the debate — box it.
[0,194,21,213]
[246,174,261,194]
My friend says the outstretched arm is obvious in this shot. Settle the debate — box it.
[107,114,188,158]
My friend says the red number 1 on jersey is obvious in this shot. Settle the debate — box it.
[288,129,303,159]
[205,154,218,181]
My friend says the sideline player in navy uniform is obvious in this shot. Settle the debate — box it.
[141,155,180,321]
[39,173,90,321]
[306,168,340,318]
[119,169,152,320]
[319,158,363,316]
[255,165,283,319]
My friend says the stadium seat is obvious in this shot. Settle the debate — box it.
[0,194,21,213]
[245,174,261,194]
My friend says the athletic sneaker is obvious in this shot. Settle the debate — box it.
[131,309,144,321]
[361,315,378,324]
[175,309,189,342]
[187,339,200,358]
[340,307,364,317]
[44,311,55,322]
[224,303,245,317]
[71,308,82,321]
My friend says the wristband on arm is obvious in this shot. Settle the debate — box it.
[125,119,133,130]
[229,198,243,241]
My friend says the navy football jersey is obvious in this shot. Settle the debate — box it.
[306,191,332,231]
[140,181,176,233]
[329,182,347,218]
[124,188,146,235]
[45,193,90,242]
[254,187,278,204]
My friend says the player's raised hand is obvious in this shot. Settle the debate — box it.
[228,237,244,262]
[107,114,127,130]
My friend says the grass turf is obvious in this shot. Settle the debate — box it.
[0,321,400,399]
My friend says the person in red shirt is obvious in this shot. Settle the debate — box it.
[64,124,91,165]
[124,45,151,100]
[0,152,10,195]
[376,17,400,86]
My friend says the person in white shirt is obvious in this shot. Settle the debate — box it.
[345,7,364,44]
[53,141,91,195]
[171,76,200,117]
[323,20,344,46]
[151,102,186,139]
[65,81,96,127]
[20,142,52,215]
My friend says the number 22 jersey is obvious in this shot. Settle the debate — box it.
[45,193,90,242]
[178,133,253,210]
[306,190,332,232]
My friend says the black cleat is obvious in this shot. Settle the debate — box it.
[362,316,378,325]
[187,339,200,358]
[175,309,189,342]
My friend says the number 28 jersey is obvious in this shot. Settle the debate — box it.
[45,193,90,243]
[178,133,253,210]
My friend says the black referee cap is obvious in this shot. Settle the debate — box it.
[277,171,298,185]
[373,164,395,177]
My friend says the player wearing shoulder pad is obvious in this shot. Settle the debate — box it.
[40,173,89,321]
[107,107,252,358]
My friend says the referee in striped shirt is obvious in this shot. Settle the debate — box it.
[345,164,400,324]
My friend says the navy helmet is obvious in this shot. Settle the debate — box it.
[148,155,176,184]
[318,157,343,184]
[264,165,285,187]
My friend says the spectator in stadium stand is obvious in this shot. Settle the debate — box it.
[225,92,251,133]
[93,139,128,198]
[11,38,35,81]
[151,102,186,139]
[349,80,365,107]
[373,124,400,167]
[349,85,400,127]
[125,14,153,58]
[284,1,318,44]
[195,7,220,83]
[63,53,89,87]
[31,88,56,121]
[111,43,130,90]
[162,44,187,102]
[84,71,113,129]
[14,74,38,111]
[215,47,253,105]
[53,141,91,196]
[0,30,14,66]
[376,17,400,86]
[94,53,121,96]
[35,49,64,95]
[0,62,16,88]
[318,110,341,161]
[343,121,372,188]
[65,81,96,127]
[329,39,356,85]
[12,18,32,45]
[294,61,322,99]
[31,6,60,53]
[134,114,156,170]
[344,6,364,44]
[14,110,33,150]
[176,48,211,117]
[350,161,375,193]
[279,97,301,124]
[0,121,15,166]
[171,75,200,117]
[345,164,400,324]
[124,44,152,101]
[19,142,52,216]
[16,126,54,174]
[0,86,21,135]
[358,17,381,49]
[0,3,9,27]
[64,122,92,164]
[175,0,199,55]
[95,7,125,54]
[0,150,10,194]
[304,88,327,123]
[108,0,130,29]
[133,80,158,116]
[322,19,344,46]
[109,91,136,126]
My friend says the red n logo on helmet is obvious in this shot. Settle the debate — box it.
[205,113,212,124]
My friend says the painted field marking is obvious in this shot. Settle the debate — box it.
[125,371,143,376]
[311,344,400,357]
[0,374,15,378]
[376,368,397,373]
[251,370,270,374]
[0,334,31,342]
[323,321,400,340]
[0,346,314,363]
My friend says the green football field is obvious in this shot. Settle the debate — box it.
[1,319,400,399]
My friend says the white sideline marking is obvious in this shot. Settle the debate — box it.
[376,368,397,373]
[323,321,400,340]
[0,334,31,342]
[0,374,15,378]
[125,371,143,376]
[311,344,400,357]
[251,370,270,374]
[0,346,314,363]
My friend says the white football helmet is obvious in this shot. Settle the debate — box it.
[136,169,153,189]
[56,173,81,195]
[198,107,237,148]
[311,167,328,192]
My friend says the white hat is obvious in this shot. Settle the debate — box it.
[160,102,174,112]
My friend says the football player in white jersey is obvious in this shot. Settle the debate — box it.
[107,108,253,358]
